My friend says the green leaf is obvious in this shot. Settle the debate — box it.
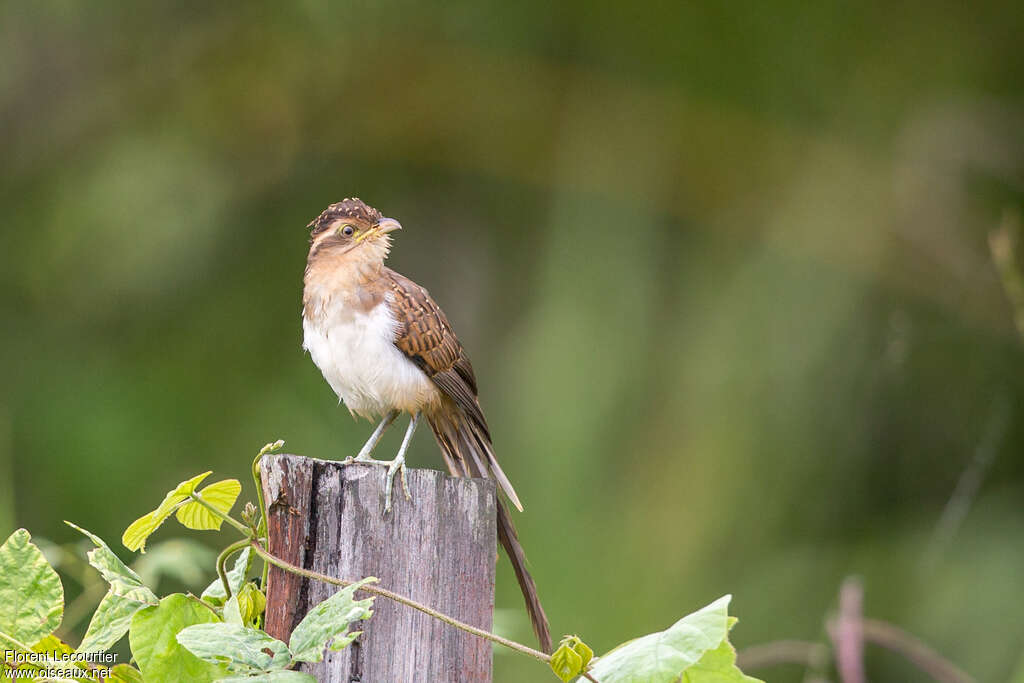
[129,593,227,683]
[288,577,376,663]
[107,664,145,683]
[588,595,734,683]
[558,635,594,670]
[79,591,147,653]
[550,641,584,682]
[218,672,316,683]
[0,634,89,681]
[236,583,267,628]
[121,517,157,555]
[321,628,363,652]
[65,522,158,653]
[65,523,158,605]
[31,633,75,657]
[32,635,91,677]
[0,529,64,645]
[123,472,212,552]
[680,635,764,683]
[223,594,244,626]
[201,548,251,605]
[175,479,242,531]
[176,623,292,673]
[577,642,594,668]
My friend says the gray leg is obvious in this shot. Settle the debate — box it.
[383,411,420,513]
[349,409,399,462]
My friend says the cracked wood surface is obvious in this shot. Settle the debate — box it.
[261,453,497,682]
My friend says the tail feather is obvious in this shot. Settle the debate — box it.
[427,405,552,653]
[496,499,551,653]
[468,421,523,512]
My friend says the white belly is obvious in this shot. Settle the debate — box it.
[302,300,440,418]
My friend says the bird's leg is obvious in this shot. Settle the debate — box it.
[382,411,419,514]
[347,409,399,462]
[343,411,419,514]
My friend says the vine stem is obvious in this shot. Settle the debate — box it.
[188,483,596,679]
[188,493,250,536]
[252,449,271,590]
[216,538,251,600]
[188,592,222,618]
[248,540,553,665]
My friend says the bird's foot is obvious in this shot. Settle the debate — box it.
[384,453,412,514]
[342,410,418,515]
[340,454,412,514]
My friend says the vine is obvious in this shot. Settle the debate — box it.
[0,441,759,683]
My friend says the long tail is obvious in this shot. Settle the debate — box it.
[496,498,552,653]
[427,403,553,653]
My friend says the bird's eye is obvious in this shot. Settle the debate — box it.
[341,225,355,236]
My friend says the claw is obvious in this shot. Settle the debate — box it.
[383,455,409,513]
[400,465,411,500]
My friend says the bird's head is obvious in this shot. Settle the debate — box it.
[306,198,402,265]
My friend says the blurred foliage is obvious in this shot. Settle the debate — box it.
[2,1,1023,680]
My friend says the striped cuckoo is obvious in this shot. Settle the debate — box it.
[301,198,551,652]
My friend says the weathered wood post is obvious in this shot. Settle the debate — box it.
[260,453,497,682]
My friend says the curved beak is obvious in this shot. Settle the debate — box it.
[375,217,403,234]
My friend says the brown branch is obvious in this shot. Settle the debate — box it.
[861,619,975,683]
[751,579,975,683]
[737,640,828,670]
[829,577,865,683]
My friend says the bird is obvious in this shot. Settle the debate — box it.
[301,198,552,653]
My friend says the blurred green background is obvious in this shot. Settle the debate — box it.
[3,1,1024,680]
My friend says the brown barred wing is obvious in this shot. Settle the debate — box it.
[381,272,546,651]
[382,268,490,437]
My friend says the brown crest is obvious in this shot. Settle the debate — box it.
[307,198,383,236]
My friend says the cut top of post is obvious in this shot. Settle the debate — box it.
[260,453,497,682]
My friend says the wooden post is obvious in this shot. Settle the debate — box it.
[260,453,497,682]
